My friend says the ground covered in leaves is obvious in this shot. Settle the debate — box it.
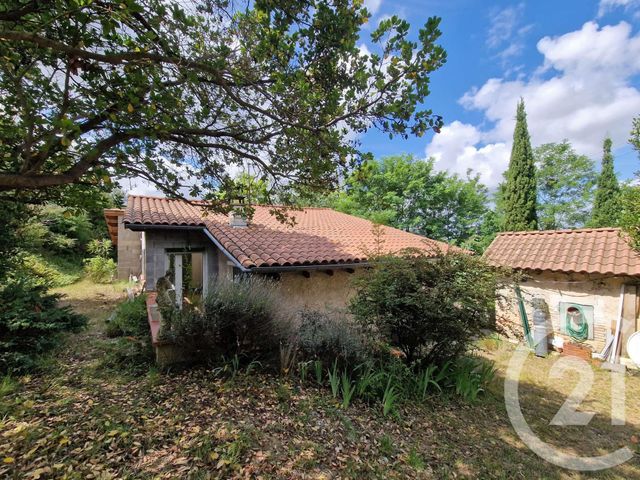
[1,280,639,479]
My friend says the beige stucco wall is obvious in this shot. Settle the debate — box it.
[274,269,359,315]
[497,272,639,353]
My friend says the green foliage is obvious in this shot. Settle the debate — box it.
[106,295,148,338]
[16,205,99,286]
[591,137,622,227]
[382,376,400,417]
[621,117,640,249]
[332,155,491,245]
[328,360,340,399]
[87,239,114,258]
[84,256,117,284]
[0,375,17,398]
[294,310,371,366]
[535,141,596,230]
[22,253,82,287]
[162,276,279,358]
[99,336,154,377]
[379,434,395,457]
[631,116,640,154]
[503,99,538,231]
[0,275,86,374]
[0,1,445,203]
[446,357,497,403]
[407,448,426,470]
[349,250,499,365]
[620,184,640,250]
[340,371,356,408]
[101,295,153,375]
[314,359,324,386]
[84,239,116,283]
[415,364,442,400]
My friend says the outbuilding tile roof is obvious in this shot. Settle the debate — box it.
[484,228,640,276]
[125,195,457,269]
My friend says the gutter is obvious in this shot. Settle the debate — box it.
[124,222,367,274]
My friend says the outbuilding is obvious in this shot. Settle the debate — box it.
[484,228,640,364]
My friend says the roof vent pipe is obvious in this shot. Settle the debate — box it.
[229,195,248,228]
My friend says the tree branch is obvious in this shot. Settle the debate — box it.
[0,132,135,189]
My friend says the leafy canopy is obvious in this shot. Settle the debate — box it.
[590,137,621,227]
[502,99,538,231]
[620,116,640,249]
[331,155,490,246]
[535,141,596,230]
[0,0,446,209]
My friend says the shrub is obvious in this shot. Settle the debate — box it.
[0,275,86,374]
[87,238,113,258]
[22,253,82,287]
[350,249,500,366]
[84,256,117,283]
[84,239,116,283]
[294,310,371,366]
[101,295,153,375]
[164,276,279,358]
[106,294,148,338]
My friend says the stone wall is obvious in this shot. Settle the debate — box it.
[497,272,639,354]
[116,214,142,280]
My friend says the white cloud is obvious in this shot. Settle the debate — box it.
[364,0,382,16]
[426,21,640,188]
[598,0,640,17]
[425,121,510,188]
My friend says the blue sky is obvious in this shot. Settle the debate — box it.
[360,0,640,188]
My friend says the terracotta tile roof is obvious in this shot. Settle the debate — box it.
[484,228,640,276]
[125,195,457,269]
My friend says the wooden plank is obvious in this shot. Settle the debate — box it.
[621,284,638,357]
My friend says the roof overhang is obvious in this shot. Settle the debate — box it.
[124,222,368,273]
[103,209,124,245]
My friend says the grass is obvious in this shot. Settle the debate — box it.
[0,280,638,478]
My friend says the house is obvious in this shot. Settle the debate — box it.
[484,228,640,364]
[105,195,457,315]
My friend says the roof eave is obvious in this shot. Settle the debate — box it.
[124,222,369,273]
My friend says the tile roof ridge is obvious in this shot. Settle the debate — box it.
[126,195,336,211]
[498,227,622,236]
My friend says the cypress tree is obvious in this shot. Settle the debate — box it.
[590,137,621,227]
[503,99,538,231]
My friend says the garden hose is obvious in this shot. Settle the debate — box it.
[566,306,588,341]
[514,285,534,348]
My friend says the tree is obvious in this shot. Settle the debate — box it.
[502,99,538,231]
[0,0,446,208]
[535,141,596,230]
[331,155,490,245]
[590,137,621,227]
[349,250,499,366]
[620,116,640,249]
